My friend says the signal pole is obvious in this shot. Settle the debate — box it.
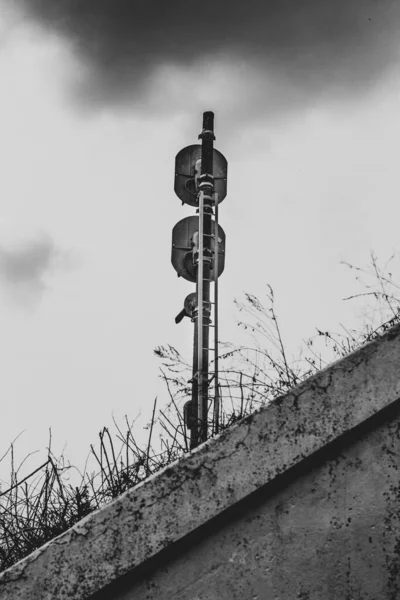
[196,112,215,444]
[172,112,228,449]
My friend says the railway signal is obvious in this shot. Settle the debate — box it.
[171,112,228,448]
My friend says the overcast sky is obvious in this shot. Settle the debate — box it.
[1,0,400,482]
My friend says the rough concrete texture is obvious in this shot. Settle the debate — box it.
[92,396,400,600]
[1,324,400,599]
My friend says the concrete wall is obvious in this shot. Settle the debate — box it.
[1,323,400,599]
[93,400,400,600]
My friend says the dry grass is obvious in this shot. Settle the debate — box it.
[1,252,399,573]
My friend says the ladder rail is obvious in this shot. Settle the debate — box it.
[197,191,204,435]
[213,193,220,435]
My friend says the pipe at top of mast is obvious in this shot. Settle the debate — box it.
[199,111,215,174]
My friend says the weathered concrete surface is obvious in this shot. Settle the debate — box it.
[1,323,400,599]
[92,398,400,600]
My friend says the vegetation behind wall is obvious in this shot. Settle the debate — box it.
[1,253,399,572]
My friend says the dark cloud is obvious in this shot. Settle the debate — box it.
[0,234,61,306]
[10,0,400,111]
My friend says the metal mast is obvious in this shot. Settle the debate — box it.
[196,111,215,444]
[171,112,228,449]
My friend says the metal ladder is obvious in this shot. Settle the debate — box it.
[196,191,220,437]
